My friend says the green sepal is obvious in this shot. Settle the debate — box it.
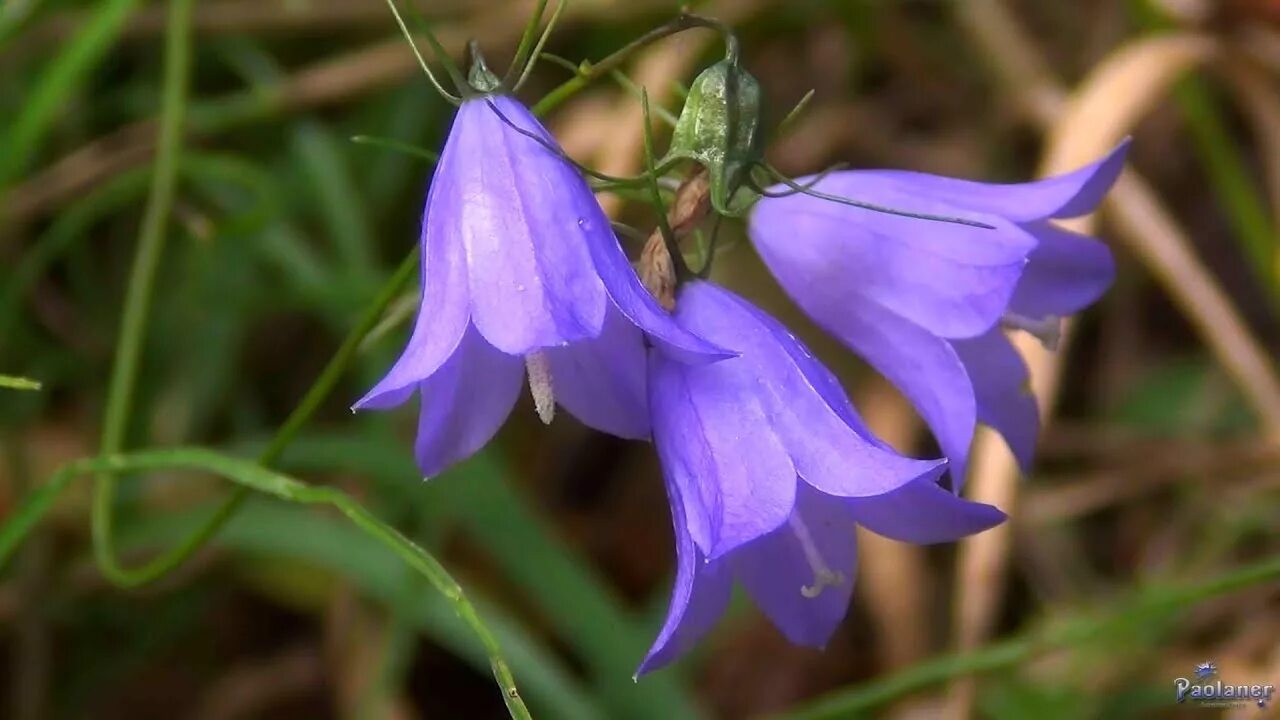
[661,60,765,215]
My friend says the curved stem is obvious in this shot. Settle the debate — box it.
[96,246,420,586]
[5,448,534,720]
[531,11,738,116]
[92,0,197,586]
[381,0,461,103]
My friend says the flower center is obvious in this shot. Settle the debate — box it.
[1000,312,1062,351]
[788,514,845,599]
[524,352,555,424]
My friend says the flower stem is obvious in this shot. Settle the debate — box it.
[92,0,197,586]
[531,12,738,117]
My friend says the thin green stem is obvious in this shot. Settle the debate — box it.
[92,0,197,585]
[774,554,1280,720]
[1,448,532,720]
[639,90,690,281]
[381,0,462,103]
[92,246,419,587]
[504,0,549,88]
[513,0,564,92]
[531,12,736,117]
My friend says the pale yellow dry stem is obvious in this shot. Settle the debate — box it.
[948,4,1280,717]
[854,378,931,676]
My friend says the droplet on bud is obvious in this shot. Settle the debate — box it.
[525,351,555,424]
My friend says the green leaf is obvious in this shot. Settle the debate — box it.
[0,374,41,390]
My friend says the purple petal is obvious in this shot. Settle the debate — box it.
[784,294,976,488]
[353,184,471,411]
[679,283,944,497]
[546,303,649,439]
[1010,222,1115,318]
[846,477,1006,544]
[751,186,1033,340]
[586,222,734,364]
[951,329,1039,471]
[734,483,858,647]
[650,345,797,558]
[412,325,523,477]
[802,141,1128,224]
[636,480,733,675]
[445,96,608,354]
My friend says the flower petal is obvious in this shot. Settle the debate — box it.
[413,325,523,477]
[951,329,1039,472]
[1010,222,1115,318]
[650,346,797,558]
[353,191,470,411]
[800,140,1129,223]
[587,223,735,364]
[735,483,858,648]
[448,96,608,354]
[636,481,733,676]
[546,303,649,439]
[846,477,1006,544]
[751,184,1033,340]
[680,283,944,497]
[788,295,976,488]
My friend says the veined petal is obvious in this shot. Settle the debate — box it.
[951,329,1039,472]
[735,483,858,648]
[750,186,1033,339]
[413,325,523,478]
[680,283,944,497]
[546,303,649,439]
[447,96,608,354]
[1010,222,1115,318]
[353,170,470,411]
[805,140,1129,224]
[793,296,976,488]
[636,480,733,676]
[846,477,1006,544]
[587,223,735,364]
[650,346,798,558]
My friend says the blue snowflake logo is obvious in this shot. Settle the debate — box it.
[1194,662,1217,679]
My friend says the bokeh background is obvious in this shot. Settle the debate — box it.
[2,0,1279,718]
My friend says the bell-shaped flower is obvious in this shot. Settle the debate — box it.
[747,143,1127,484]
[638,281,1005,673]
[355,94,731,476]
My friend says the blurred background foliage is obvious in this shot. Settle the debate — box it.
[2,0,1279,718]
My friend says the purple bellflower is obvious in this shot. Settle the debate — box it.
[748,143,1128,484]
[637,281,1006,674]
[354,94,731,476]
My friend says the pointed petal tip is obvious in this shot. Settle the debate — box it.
[1050,138,1131,219]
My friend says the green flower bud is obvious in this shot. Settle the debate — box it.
[662,60,765,215]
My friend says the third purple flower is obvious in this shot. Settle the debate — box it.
[748,143,1129,484]
[638,281,1005,673]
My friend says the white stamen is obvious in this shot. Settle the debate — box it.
[525,352,556,425]
[789,514,845,599]
[1001,312,1062,351]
